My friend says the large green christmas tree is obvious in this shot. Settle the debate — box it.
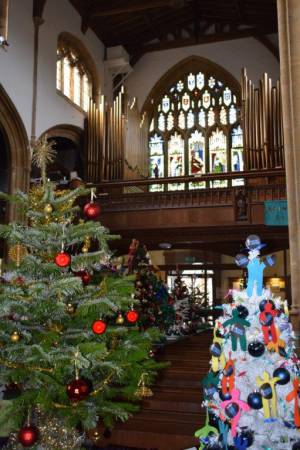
[0,138,161,449]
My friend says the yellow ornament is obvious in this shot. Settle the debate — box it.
[116,313,124,325]
[82,246,89,253]
[10,331,21,343]
[66,304,76,315]
[8,244,28,267]
[44,204,53,214]
[135,373,153,398]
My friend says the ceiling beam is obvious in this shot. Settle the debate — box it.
[90,0,182,18]
[130,25,278,58]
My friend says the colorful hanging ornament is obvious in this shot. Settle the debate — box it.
[223,309,250,352]
[273,367,290,385]
[126,308,139,323]
[44,203,53,215]
[135,373,153,398]
[66,303,76,315]
[256,371,280,418]
[220,388,250,437]
[116,312,125,325]
[82,236,91,253]
[18,425,39,447]
[210,326,226,372]
[10,331,21,343]
[74,270,91,285]
[259,301,278,344]
[286,378,300,428]
[194,411,219,450]
[84,189,100,220]
[247,391,263,409]
[248,340,265,357]
[92,319,107,335]
[66,378,89,402]
[55,249,71,267]
[237,305,249,319]
[221,356,236,395]
[8,244,28,267]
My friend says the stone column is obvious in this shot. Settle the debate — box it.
[277,0,300,333]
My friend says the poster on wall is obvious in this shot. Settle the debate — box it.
[264,200,288,226]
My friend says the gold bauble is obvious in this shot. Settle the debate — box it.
[10,331,21,343]
[44,204,53,214]
[116,313,124,325]
[66,303,76,315]
[82,246,89,253]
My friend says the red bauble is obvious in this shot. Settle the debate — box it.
[84,202,100,220]
[126,310,139,323]
[66,378,89,402]
[18,425,39,447]
[55,251,71,267]
[92,320,107,335]
[75,270,91,285]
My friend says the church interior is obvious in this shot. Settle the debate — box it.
[0,1,299,449]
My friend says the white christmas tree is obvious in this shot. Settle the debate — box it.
[195,235,300,450]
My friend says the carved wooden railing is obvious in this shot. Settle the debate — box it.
[90,169,286,219]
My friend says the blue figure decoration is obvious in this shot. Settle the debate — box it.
[235,235,276,298]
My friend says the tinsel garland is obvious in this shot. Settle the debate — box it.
[4,413,84,450]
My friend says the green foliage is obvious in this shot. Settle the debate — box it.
[0,181,162,440]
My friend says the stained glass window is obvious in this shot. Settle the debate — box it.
[209,128,227,187]
[149,134,164,192]
[231,126,244,186]
[168,133,185,190]
[148,67,242,191]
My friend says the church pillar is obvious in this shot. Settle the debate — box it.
[277,0,300,333]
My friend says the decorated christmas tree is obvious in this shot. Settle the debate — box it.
[195,235,300,450]
[134,264,175,333]
[0,137,161,449]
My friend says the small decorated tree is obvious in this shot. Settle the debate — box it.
[134,265,175,333]
[0,137,161,449]
[196,235,300,450]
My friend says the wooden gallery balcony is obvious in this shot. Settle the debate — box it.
[91,169,288,255]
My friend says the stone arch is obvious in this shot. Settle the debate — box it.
[142,55,241,116]
[0,84,30,201]
[57,31,100,101]
[39,123,83,145]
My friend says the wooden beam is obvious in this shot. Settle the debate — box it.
[130,25,278,57]
[91,0,180,17]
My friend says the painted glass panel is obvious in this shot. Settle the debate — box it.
[220,106,227,125]
[196,72,205,90]
[74,66,81,106]
[168,132,185,190]
[182,93,190,111]
[223,87,232,106]
[162,95,170,113]
[167,112,174,131]
[209,128,227,187]
[231,126,244,186]
[187,73,196,91]
[229,105,237,124]
[202,90,211,109]
[158,113,165,131]
[187,110,195,129]
[63,57,71,97]
[149,134,164,192]
[208,108,215,127]
[178,111,186,129]
[199,109,206,127]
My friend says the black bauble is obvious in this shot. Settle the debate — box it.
[260,383,273,399]
[225,402,239,418]
[292,443,300,450]
[247,392,263,409]
[237,305,249,319]
[248,341,265,357]
[219,389,232,401]
[273,367,290,385]
[259,299,275,312]
[237,429,254,447]
[210,342,222,357]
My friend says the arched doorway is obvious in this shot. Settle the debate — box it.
[37,124,84,184]
[0,84,29,221]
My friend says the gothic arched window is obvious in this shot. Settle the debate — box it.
[147,62,243,191]
[56,33,99,112]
